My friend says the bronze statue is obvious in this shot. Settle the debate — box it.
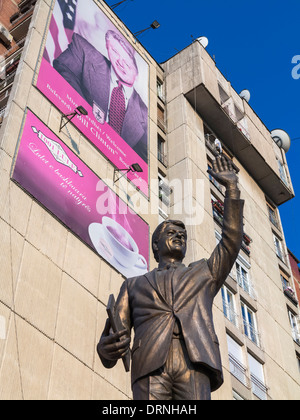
[97,155,244,400]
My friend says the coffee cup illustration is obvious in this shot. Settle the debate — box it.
[102,217,147,269]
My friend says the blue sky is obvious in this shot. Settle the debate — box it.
[108,0,300,258]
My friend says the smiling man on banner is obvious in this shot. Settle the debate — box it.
[53,29,148,162]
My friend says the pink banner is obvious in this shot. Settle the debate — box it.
[37,58,148,196]
[12,110,149,278]
[35,0,149,196]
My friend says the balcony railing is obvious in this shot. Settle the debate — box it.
[241,233,252,256]
[158,150,168,167]
[250,374,268,400]
[0,86,12,103]
[243,320,260,348]
[291,328,300,346]
[283,286,299,306]
[157,116,166,132]
[237,272,256,300]
[269,211,280,230]
[222,300,239,327]
[228,353,249,387]
[212,199,224,226]
[229,354,268,400]
[0,68,17,91]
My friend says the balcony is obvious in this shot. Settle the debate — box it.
[283,286,299,306]
[10,0,37,42]
[211,198,224,226]
[250,374,268,400]
[185,67,294,206]
[0,86,12,107]
[241,233,252,256]
[228,353,249,387]
[157,115,166,133]
[292,329,300,346]
[158,149,168,167]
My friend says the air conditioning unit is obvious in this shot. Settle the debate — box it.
[0,24,13,46]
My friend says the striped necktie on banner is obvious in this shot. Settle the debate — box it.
[109,81,126,135]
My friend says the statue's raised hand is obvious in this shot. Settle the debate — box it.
[207,155,238,191]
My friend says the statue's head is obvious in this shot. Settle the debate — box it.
[152,220,187,263]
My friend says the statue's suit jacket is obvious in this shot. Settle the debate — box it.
[53,34,148,162]
[111,197,244,392]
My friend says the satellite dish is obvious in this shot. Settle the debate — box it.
[197,36,209,48]
[239,89,251,103]
[271,129,291,153]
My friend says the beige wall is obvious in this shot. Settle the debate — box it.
[0,0,161,400]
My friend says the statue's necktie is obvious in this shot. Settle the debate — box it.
[109,81,126,135]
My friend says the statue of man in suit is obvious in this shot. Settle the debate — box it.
[97,155,244,400]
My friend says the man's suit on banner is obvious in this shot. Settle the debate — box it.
[53,33,148,162]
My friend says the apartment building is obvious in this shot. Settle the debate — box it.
[0,0,299,400]
[161,41,300,400]
[0,0,37,126]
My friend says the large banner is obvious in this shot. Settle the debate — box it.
[36,0,149,196]
[12,110,149,278]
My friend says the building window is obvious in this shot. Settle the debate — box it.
[157,104,165,132]
[267,202,280,230]
[277,158,289,186]
[157,79,165,102]
[273,233,285,263]
[248,353,268,400]
[226,334,248,387]
[157,135,167,166]
[218,84,230,105]
[288,310,300,345]
[211,194,224,225]
[281,273,290,291]
[158,207,168,225]
[236,260,255,298]
[204,125,223,155]
[232,390,245,400]
[221,286,239,327]
[241,232,252,255]
[241,301,260,347]
[281,273,298,304]
[158,174,171,207]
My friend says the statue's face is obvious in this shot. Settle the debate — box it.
[157,223,187,261]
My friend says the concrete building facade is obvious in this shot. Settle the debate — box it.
[0,0,299,400]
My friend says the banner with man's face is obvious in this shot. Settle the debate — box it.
[12,109,149,278]
[36,0,149,196]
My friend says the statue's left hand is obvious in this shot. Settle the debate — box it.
[207,155,238,191]
[97,318,130,367]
